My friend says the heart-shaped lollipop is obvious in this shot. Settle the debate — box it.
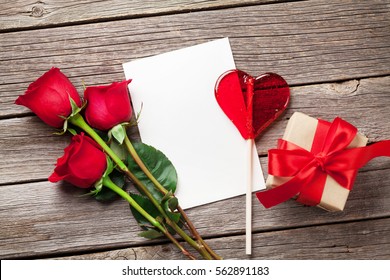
[215,70,290,139]
[214,69,290,255]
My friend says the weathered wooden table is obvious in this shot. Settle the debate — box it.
[1,0,389,260]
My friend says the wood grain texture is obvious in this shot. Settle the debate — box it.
[0,0,280,31]
[1,152,389,259]
[1,0,390,118]
[1,0,390,261]
[2,76,389,185]
[54,218,390,259]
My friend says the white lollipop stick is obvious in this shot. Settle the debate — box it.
[245,76,255,256]
[246,138,253,255]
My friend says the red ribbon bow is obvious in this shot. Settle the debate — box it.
[256,117,390,208]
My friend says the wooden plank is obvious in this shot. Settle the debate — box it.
[2,76,389,185]
[2,77,389,259]
[1,0,390,261]
[1,161,389,259]
[55,218,390,260]
[1,0,390,118]
[0,0,280,31]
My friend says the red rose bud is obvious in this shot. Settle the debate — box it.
[84,80,132,130]
[49,133,107,188]
[15,67,82,128]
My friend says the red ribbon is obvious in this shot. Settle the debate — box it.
[256,117,390,208]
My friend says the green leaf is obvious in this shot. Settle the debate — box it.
[94,178,103,192]
[129,193,161,230]
[102,157,114,178]
[110,140,127,162]
[81,79,87,91]
[110,170,126,189]
[161,190,174,203]
[127,142,178,202]
[135,102,143,122]
[54,119,68,136]
[68,97,86,118]
[93,128,109,142]
[139,229,164,240]
[168,197,178,211]
[110,124,126,144]
[94,170,125,202]
[163,198,181,223]
[68,128,77,135]
[69,97,80,116]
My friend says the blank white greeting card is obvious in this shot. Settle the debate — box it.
[123,38,265,209]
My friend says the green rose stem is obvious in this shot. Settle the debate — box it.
[68,114,213,260]
[124,134,222,260]
[102,176,196,260]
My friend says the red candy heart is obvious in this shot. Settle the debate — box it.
[215,70,290,139]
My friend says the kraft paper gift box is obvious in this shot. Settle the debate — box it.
[265,112,368,211]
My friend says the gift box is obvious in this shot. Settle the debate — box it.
[259,112,368,211]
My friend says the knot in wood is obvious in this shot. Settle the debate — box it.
[31,5,44,17]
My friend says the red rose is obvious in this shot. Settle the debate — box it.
[15,67,82,128]
[49,133,107,188]
[84,80,132,130]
